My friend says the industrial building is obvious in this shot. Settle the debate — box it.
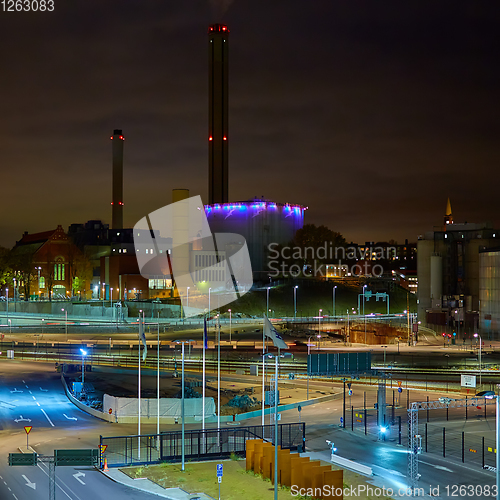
[479,247,500,335]
[417,199,499,334]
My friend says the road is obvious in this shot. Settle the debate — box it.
[1,356,499,500]
[0,361,161,500]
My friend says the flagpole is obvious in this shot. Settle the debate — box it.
[274,347,279,500]
[181,341,185,471]
[262,314,265,427]
[217,313,220,431]
[202,317,206,451]
[138,314,141,460]
[157,319,160,439]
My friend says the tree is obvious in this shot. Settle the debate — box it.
[11,249,36,300]
[292,224,347,269]
[0,246,12,288]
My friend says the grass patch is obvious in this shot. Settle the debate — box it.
[122,460,394,500]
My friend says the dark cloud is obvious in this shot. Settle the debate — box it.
[0,0,498,247]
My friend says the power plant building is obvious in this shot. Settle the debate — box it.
[417,200,499,335]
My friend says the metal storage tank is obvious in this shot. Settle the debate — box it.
[205,199,306,278]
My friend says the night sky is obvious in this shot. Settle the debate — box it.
[1,1,499,248]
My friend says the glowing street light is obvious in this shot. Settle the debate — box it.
[80,349,87,389]
[293,286,298,319]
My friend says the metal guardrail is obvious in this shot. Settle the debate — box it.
[100,422,306,468]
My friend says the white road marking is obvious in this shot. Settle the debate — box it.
[28,391,32,395]
[73,472,85,485]
[40,409,54,427]
[25,385,29,389]
[419,460,453,472]
[32,396,36,401]
[37,463,82,500]
[10,389,23,393]
[21,475,36,490]
[14,416,32,423]
[40,388,48,392]
[22,380,25,384]
[13,494,19,500]
[7,487,11,491]
[63,414,77,421]
[36,402,40,406]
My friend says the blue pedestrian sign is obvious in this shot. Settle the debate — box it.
[340,417,344,424]
[398,387,402,393]
[217,463,223,477]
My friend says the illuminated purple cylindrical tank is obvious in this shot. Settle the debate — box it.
[205,199,306,277]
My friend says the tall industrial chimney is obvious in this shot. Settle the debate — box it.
[208,24,229,205]
[111,129,124,229]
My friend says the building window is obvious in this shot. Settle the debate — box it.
[39,277,45,289]
[54,263,65,281]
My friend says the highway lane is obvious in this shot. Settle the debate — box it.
[0,361,162,500]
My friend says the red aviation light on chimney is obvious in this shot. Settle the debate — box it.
[223,136,227,140]
[209,136,213,141]
[119,135,124,140]
[208,24,229,33]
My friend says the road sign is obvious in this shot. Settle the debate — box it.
[99,445,108,454]
[216,463,223,477]
[397,381,402,388]
[54,449,98,467]
[218,476,222,483]
[24,426,33,435]
[108,408,113,414]
[461,375,476,388]
[348,389,353,396]
[9,453,37,466]
[340,417,343,424]
[398,387,402,393]
[347,382,351,389]
[297,405,302,412]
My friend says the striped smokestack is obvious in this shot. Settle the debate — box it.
[208,24,229,205]
[111,129,124,229]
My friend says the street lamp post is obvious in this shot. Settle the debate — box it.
[208,288,211,317]
[228,309,232,343]
[62,308,68,341]
[80,349,87,389]
[186,286,190,312]
[266,287,270,314]
[5,288,8,319]
[318,309,322,336]
[333,286,337,317]
[307,336,313,400]
[293,286,298,319]
[474,333,482,387]
[363,285,367,344]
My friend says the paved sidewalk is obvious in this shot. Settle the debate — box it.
[101,467,214,500]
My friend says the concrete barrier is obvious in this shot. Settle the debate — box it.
[330,454,373,476]
[61,375,114,422]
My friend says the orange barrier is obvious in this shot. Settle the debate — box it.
[245,439,344,499]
